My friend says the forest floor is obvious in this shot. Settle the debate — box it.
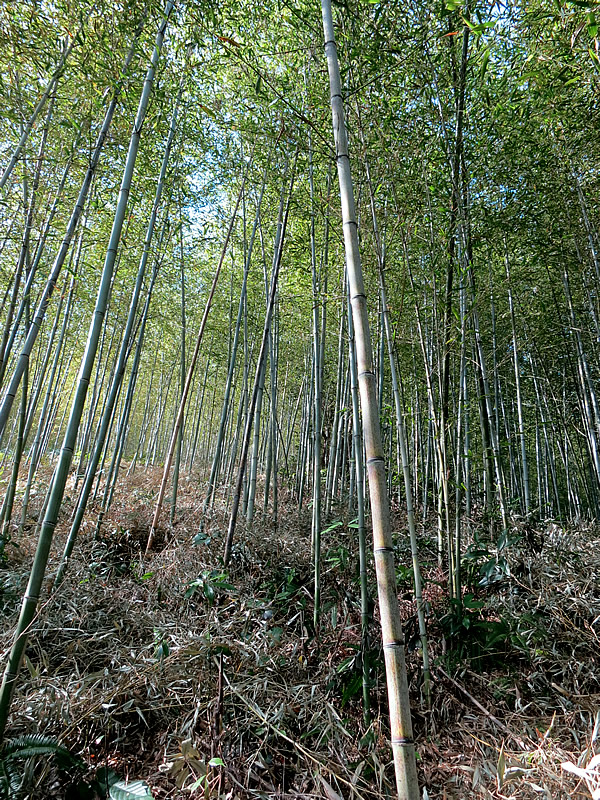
[1,466,599,799]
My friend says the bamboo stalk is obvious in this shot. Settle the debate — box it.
[320,2,419,796]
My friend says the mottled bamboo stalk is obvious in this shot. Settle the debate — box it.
[320,1,419,797]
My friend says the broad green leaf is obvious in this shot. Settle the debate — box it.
[109,780,154,799]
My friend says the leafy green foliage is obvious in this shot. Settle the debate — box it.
[153,627,170,661]
[261,566,307,613]
[185,570,235,605]
[0,734,82,799]
[327,646,381,707]
[325,545,350,571]
[461,530,520,590]
[109,780,154,800]
[438,594,513,667]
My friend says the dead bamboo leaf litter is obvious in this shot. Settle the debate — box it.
[0,468,599,798]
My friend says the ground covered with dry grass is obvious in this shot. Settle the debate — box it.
[1,467,599,799]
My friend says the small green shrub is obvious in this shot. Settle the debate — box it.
[185,570,234,605]
[438,594,512,667]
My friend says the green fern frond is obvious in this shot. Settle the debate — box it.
[0,733,83,799]
[0,760,23,800]
[2,733,76,764]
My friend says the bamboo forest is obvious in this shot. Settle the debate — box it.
[0,0,599,797]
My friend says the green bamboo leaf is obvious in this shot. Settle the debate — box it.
[198,103,216,119]
[320,520,344,534]
[479,47,490,81]
[497,743,506,789]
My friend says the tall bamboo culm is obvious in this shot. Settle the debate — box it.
[320,1,419,797]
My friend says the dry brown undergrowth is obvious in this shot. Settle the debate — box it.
[0,466,599,799]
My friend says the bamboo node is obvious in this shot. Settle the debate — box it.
[383,639,406,649]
